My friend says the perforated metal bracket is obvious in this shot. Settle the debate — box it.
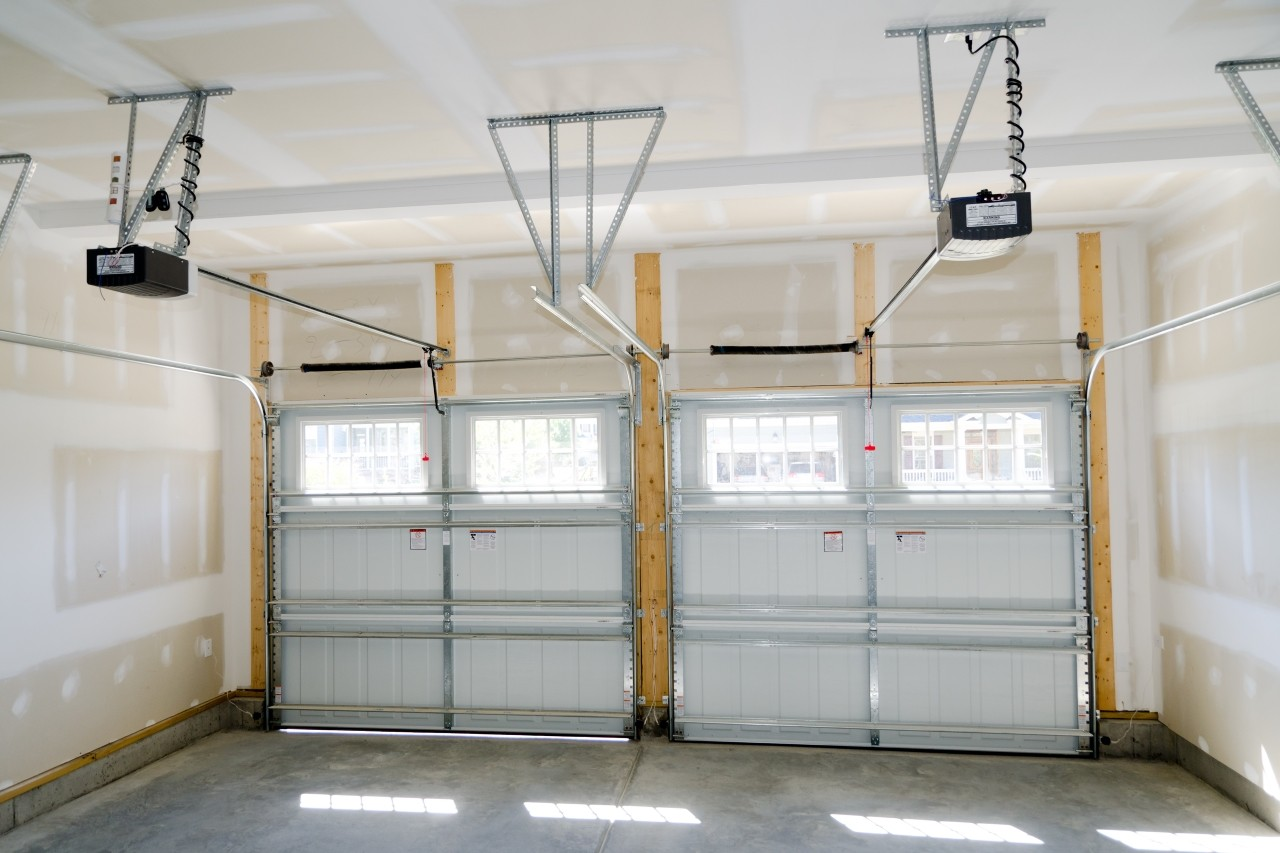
[109,87,233,254]
[488,106,665,305]
[887,19,1045,211]
[0,153,36,258]
[1216,57,1280,171]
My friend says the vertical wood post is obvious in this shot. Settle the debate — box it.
[1078,232,1116,710]
[434,263,456,395]
[854,243,876,386]
[634,253,668,712]
[249,273,269,690]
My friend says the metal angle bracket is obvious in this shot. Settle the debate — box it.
[1216,57,1280,171]
[0,153,36,258]
[887,19,1045,212]
[488,106,666,305]
[109,87,234,255]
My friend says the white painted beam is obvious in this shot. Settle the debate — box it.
[26,126,1267,235]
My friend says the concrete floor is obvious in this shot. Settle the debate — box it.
[2,731,1277,853]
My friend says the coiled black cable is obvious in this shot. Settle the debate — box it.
[175,133,203,252]
[966,33,1026,192]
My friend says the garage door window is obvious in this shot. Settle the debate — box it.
[302,420,424,492]
[704,413,840,487]
[898,408,1047,487]
[473,415,602,488]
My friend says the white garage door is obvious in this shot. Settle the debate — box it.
[268,395,636,737]
[669,387,1093,755]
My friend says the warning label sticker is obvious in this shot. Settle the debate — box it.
[823,531,844,553]
[895,531,927,554]
[469,529,497,551]
[965,200,1018,228]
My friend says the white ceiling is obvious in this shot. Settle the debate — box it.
[1,0,1277,270]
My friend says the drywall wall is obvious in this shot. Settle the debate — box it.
[874,232,1083,384]
[266,263,438,402]
[453,255,629,397]
[0,213,250,792]
[1143,165,1280,811]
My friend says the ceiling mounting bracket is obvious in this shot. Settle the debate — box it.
[109,86,234,255]
[0,153,36,258]
[887,19,1045,212]
[489,106,665,306]
[1216,57,1280,171]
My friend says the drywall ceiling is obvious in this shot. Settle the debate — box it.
[0,0,1277,269]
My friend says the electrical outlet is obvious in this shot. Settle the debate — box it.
[199,638,213,657]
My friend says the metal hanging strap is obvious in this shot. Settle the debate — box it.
[489,106,665,305]
[887,19,1045,211]
[1216,58,1280,171]
[109,87,233,252]
[0,154,36,258]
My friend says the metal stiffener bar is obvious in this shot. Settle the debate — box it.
[112,87,233,248]
[887,19,1045,211]
[1216,57,1280,171]
[488,106,665,305]
[0,154,36,258]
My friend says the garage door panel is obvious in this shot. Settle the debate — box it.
[451,527,623,599]
[453,640,625,711]
[270,396,634,737]
[681,528,868,606]
[877,528,1075,610]
[671,389,1092,755]
[880,649,1080,729]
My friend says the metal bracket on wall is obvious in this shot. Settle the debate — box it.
[109,87,233,255]
[489,107,665,306]
[1216,57,1280,171]
[886,19,1045,211]
[0,153,36,258]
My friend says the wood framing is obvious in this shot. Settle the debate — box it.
[249,273,269,691]
[434,263,456,396]
[634,253,668,710]
[854,242,876,386]
[1078,232,1116,711]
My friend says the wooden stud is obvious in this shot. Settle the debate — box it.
[634,253,668,710]
[249,273,269,691]
[1078,232,1116,711]
[434,263,456,396]
[853,242,876,386]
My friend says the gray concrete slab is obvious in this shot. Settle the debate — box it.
[1,730,1277,853]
